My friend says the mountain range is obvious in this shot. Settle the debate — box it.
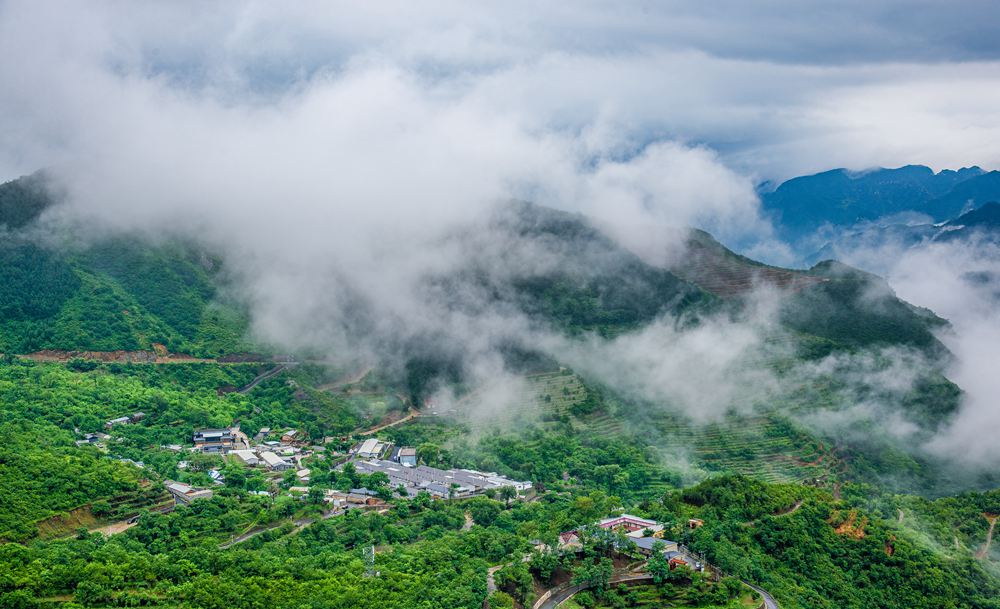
[0,174,948,363]
[761,164,1000,247]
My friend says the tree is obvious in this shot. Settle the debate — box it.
[468,497,501,526]
[496,563,534,604]
[0,590,39,609]
[417,442,441,466]
[223,464,247,489]
[90,500,113,518]
[487,591,515,609]
[307,487,325,505]
[365,471,390,491]
[341,462,360,487]
[498,485,518,506]
[74,581,111,608]
[529,549,560,583]
[572,557,612,598]
[647,542,672,586]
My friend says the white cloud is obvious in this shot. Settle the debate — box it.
[2,0,999,472]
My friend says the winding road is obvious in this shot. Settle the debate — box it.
[358,408,420,436]
[534,573,654,609]
[527,550,781,609]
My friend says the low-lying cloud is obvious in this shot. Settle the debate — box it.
[2,2,999,477]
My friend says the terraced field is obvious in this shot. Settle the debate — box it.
[672,416,839,484]
[454,370,589,432]
[438,369,842,487]
[671,229,824,297]
[575,405,841,485]
[36,485,174,539]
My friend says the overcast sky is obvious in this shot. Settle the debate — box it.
[1,0,999,185]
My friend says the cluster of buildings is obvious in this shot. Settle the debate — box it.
[190,426,313,476]
[75,431,111,447]
[559,514,682,558]
[346,439,531,499]
[163,426,318,505]
[123,418,535,511]
[351,438,416,466]
[350,458,532,499]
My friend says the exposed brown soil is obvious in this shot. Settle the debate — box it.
[830,509,868,539]
[22,349,212,363]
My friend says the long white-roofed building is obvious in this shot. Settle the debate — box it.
[351,459,531,498]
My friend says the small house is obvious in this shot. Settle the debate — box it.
[193,428,236,453]
[165,481,213,505]
[397,447,417,467]
[260,451,292,471]
[231,450,259,466]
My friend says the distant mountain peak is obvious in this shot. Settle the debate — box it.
[762,164,998,243]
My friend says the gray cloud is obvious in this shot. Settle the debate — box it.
[2,1,1000,184]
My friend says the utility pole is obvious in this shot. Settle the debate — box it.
[364,544,377,578]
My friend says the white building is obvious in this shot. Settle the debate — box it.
[231,450,259,466]
[354,438,387,459]
[260,451,293,471]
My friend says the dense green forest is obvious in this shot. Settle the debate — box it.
[0,238,253,356]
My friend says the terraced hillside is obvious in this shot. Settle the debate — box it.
[658,415,842,484]
[573,403,842,486]
[451,370,590,432]
[452,370,843,488]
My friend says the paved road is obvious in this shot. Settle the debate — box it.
[744,582,780,609]
[531,563,779,609]
[534,573,653,609]
[220,508,348,549]
[317,365,373,392]
[677,547,779,609]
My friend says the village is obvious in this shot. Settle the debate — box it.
[68,410,781,608]
[79,411,532,512]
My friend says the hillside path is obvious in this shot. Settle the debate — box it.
[318,365,373,392]
[976,514,998,559]
[238,362,298,394]
[358,407,419,436]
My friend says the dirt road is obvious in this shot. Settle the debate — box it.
[318,365,373,392]
[237,362,297,394]
[976,513,998,559]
